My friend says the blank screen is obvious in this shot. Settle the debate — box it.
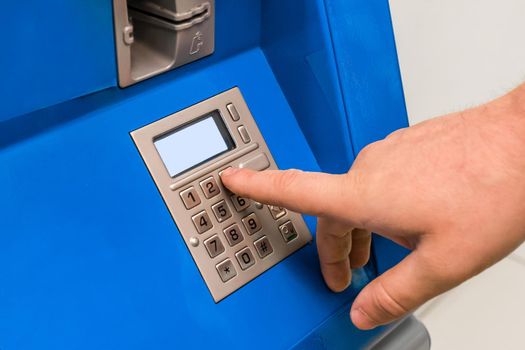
[154,113,234,177]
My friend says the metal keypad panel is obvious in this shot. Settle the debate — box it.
[131,88,312,302]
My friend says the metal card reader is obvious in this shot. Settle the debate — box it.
[113,0,215,87]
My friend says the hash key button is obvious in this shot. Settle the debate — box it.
[216,259,237,282]
[254,236,273,259]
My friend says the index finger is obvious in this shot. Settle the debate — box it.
[220,167,351,219]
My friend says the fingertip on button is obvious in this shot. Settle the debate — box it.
[220,167,241,178]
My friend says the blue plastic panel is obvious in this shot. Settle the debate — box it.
[0,49,382,349]
[323,0,412,272]
[0,1,116,122]
[262,0,410,274]
[262,0,354,174]
[0,1,412,348]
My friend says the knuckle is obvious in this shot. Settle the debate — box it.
[356,141,380,159]
[385,127,407,141]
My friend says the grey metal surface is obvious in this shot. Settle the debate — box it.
[131,88,312,302]
[367,316,431,350]
[113,0,215,87]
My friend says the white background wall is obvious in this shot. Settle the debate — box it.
[389,0,525,124]
[388,2,525,349]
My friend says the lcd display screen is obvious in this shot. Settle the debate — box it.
[154,111,235,177]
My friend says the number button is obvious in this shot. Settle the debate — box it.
[223,223,244,247]
[235,247,256,270]
[216,259,237,282]
[242,213,262,235]
[192,211,213,234]
[204,235,225,258]
[230,194,250,212]
[200,176,220,199]
[279,221,298,243]
[254,236,273,259]
[211,200,232,223]
[179,187,201,209]
[268,205,286,220]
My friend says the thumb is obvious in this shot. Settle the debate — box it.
[350,249,450,330]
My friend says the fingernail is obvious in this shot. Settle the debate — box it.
[350,307,377,330]
[220,167,241,177]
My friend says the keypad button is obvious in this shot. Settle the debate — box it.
[235,247,256,270]
[204,235,225,258]
[230,194,250,212]
[239,153,270,171]
[179,187,201,209]
[279,221,298,243]
[192,211,213,234]
[226,103,240,121]
[211,200,232,223]
[223,223,244,247]
[242,213,262,235]
[200,176,220,199]
[254,236,273,259]
[216,259,237,282]
[268,205,286,220]
[237,125,251,143]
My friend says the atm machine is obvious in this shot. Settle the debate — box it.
[0,1,430,349]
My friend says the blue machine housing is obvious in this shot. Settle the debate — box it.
[0,1,409,348]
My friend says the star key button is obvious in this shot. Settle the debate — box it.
[216,259,237,282]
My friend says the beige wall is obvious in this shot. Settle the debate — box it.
[389,0,525,125]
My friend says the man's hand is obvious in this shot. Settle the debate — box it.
[221,84,525,330]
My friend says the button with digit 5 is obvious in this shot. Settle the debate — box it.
[211,200,232,222]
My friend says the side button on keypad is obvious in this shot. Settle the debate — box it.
[216,259,237,282]
[192,211,213,234]
[279,221,298,243]
[235,247,256,270]
[254,236,273,259]
[268,205,286,220]
[204,235,225,258]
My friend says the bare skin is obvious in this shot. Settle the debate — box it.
[221,83,525,330]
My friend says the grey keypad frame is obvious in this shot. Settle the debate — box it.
[131,88,312,302]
